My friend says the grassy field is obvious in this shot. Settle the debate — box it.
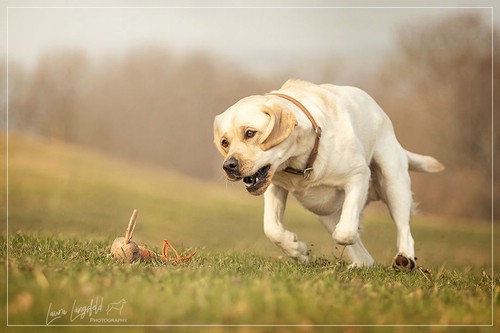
[2,133,499,332]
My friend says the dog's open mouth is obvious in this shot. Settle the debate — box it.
[243,165,271,194]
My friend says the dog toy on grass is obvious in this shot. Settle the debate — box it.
[161,239,197,263]
[111,209,196,264]
[110,209,152,262]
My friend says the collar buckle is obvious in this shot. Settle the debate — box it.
[303,168,313,179]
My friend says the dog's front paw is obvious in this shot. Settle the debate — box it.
[282,239,311,263]
[392,253,416,272]
[332,226,358,245]
[265,228,311,263]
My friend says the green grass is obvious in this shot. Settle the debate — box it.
[2,233,497,329]
[2,133,499,332]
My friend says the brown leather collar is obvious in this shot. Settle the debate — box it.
[268,92,322,179]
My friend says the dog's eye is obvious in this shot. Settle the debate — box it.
[244,130,256,139]
[221,138,229,149]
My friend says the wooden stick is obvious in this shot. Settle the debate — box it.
[124,209,138,244]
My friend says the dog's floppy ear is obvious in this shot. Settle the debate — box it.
[213,115,228,157]
[259,104,297,151]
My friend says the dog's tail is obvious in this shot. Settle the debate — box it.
[406,150,445,173]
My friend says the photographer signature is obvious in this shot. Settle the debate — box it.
[46,297,127,325]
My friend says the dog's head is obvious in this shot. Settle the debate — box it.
[214,95,297,195]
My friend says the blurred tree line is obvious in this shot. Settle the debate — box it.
[372,12,497,219]
[6,48,274,179]
[2,12,497,219]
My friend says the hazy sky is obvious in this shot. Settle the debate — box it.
[1,1,496,75]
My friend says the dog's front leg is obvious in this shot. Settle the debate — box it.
[263,184,310,263]
[332,168,370,245]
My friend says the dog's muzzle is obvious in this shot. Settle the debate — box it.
[222,157,242,180]
[243,164,271,194]
[222,157,271,195]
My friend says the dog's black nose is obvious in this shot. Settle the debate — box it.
[223,157,239,176]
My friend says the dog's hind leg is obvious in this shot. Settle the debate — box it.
[318,212,374,267]
[373,134,417,271]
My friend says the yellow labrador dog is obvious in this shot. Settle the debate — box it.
[213,79,444,270]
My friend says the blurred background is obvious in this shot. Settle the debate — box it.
[1,1,497,221]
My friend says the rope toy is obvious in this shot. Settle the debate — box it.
[162,239,197,263]
[110,209,197,264]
